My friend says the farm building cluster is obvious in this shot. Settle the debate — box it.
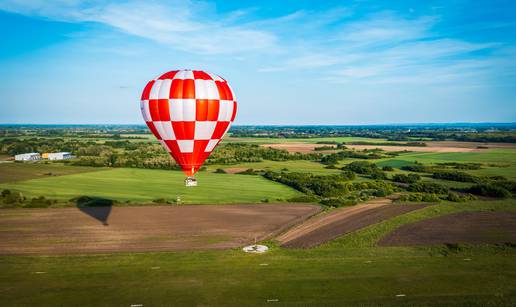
[14,152,75,161]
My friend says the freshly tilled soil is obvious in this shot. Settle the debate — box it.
[378,211,516,246]
[278,200,426,248]
[0,204,320,255]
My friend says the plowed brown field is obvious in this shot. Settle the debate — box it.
[0,204,320,255]
[378,211,516,246]
[277,198,426,248]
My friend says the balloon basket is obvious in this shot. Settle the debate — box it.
[185,177,198,187]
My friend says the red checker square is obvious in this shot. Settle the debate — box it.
[212,121,229,139]
[148,99,161,121]
[193,139,209,161]
[157,99,171,121]
[215,81,229,100]
[159,70,178,80]
[172,121,195,140]
[231,101,237,121]
[196,99,208,121]
[193,70,212,80]
[207,100,220,121]
[141,80,155,100]
[170,79,195,99]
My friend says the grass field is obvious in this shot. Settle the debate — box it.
[225,136,390,144]
[207,159,341,174]
[0,163,104,183]
[0,168,302,204]
[1,199,515,306]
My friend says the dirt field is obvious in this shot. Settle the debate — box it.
[222,167,249,174]
[378,211,516,246]
[261,143,338,153]
[277,198,426,248]
[262,141,516,153]
[0,204,320,255]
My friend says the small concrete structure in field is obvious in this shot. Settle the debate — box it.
[243,244,269,253]
[44,152,75,160]
[14,153,41,161]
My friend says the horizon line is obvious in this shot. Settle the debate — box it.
[1,122,516,127]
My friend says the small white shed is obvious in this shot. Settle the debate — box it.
[47,152,75,160]
[14,153,41,161]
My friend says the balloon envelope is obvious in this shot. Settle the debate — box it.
[140,69,237,176]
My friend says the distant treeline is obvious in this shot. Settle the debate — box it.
[230,126,516,143]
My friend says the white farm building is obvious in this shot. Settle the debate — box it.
[47,152,75,160]
[14,153,41,161]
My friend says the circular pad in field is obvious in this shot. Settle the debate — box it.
[242,245,269,253]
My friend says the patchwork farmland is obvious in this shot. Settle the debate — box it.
[1,125,515,306]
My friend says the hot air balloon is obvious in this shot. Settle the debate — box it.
[140,69,237,186]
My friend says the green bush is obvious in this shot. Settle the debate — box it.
[392,173,421,183]
[467,184,511,198]
[25,196,52,208]
[343,161,379,175]
[446,192,477,202]
[370,170,387,180]
[320,197,357,207]
[437,162,482,170]
[263,171,355,197]
[382,166,394,171]
[3,191,25,204]
[398,193,440,203]
[422,193,441,202]
[408,182,448,194]
[214,168,226,174]
[287,195,320,203]
[432,171,479,183]
[1,189,11,197]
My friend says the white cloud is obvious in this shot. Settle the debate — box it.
[0,0,277,54]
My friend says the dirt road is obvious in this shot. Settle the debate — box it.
[0,204,320,255]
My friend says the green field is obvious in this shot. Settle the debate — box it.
[2,200,515,306]
[207,159,342,174]
[0,167,302,204]
[0,163,105,183]
[225,136,391,144]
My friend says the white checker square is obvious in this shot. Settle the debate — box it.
[194,121,217,140]
[217,100,232,121]
[169,99,183,121]
[177,140,194,153]
[182,99,196,121]
[149,80,163,99]
[174,70,194,80]
[194,79,220,100]
[205,139,220,152]
[140,100,151,122]
[155,121,176,140]
[157,79,172,99]
[207,72,224,82]
[225,101,234,121]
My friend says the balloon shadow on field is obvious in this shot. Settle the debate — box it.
[74,196,113,226]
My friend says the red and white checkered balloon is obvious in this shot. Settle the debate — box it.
[140,69,237,176]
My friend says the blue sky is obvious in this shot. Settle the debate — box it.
[1,0,515,124]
